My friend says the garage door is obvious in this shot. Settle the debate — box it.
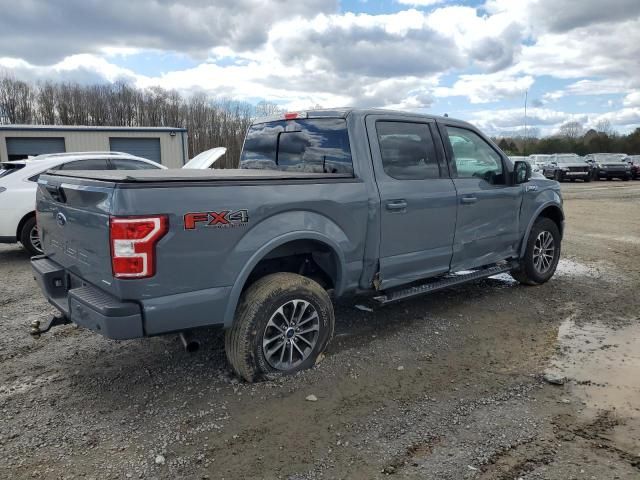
[6,137,66,160]
[109,137,161,163]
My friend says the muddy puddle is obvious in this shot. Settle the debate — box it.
[548,316,640,452]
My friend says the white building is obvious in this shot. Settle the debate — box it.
[0,125,188,168]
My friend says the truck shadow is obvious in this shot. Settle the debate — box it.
[0,245,31,264]
[48,275,527,397]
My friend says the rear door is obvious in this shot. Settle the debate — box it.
[439,123,522,271]
[366,116,457,290]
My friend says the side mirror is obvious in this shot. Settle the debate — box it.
[513,160,531,184]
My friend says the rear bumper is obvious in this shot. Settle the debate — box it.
[31,256,144,339]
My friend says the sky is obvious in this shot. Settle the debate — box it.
[0,0,639,136]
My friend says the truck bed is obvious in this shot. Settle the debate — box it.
[45,168,354,183]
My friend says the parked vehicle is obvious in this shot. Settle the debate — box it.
[183,147,227,169]
[510,156,542,175]
[0,152,165,255]
[585,153,632,181]
[627,155,640,179]
[542,154,591,182]
[527,154,553,169]
[31,109,564,382]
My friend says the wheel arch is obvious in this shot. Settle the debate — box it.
[223,231,347,328]
[16,211,36,239]
[519,202,564,257]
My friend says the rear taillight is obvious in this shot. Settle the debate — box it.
[109,215,168,279]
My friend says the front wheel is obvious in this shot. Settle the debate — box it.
[225,273,335,382]
[19,216,43,256]
[511,217,561,286]
[554,171,562,182]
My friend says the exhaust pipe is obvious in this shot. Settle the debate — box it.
[179,331,200,353]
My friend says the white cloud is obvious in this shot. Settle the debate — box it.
[397,0,444,5]
[0,0,639,132]
[435,72,533,103]
[623,92,640,107]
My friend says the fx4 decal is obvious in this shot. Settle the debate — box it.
[184,210,249,230]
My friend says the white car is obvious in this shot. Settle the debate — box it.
[0,152,165,255]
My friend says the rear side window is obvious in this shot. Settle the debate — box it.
[376,121,440,180]
[57,159,110,170]
[240,118,353,174]
[111,158,159,170]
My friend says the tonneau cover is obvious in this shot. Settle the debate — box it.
[44,168,354,182]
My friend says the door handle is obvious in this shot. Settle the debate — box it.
[461,196,477,205]
[386,200,408,211]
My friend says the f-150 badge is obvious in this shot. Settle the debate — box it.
[184,210,249,229]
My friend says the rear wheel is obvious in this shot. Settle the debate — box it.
[19,216,42,256]
[511,217,561,286]
[225,273,334,382]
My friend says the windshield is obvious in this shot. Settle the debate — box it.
[592,154,627,163]
[555,155,581,163]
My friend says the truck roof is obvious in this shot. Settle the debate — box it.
[252,108,466,126]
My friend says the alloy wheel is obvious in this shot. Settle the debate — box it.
[262,299,320,371]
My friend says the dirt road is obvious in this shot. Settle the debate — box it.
[1,182,639,479]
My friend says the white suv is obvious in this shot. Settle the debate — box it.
[0,152,164,255]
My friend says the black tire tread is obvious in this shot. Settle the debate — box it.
[511,217,561,286]
[225,272,333,382]
[19,216,40,256]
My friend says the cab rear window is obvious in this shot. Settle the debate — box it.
[240,118,353,174]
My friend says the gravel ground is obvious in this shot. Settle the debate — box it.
[1,181,639,479]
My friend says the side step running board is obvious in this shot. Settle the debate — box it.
[374,263,516,304]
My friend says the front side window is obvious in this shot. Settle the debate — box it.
[376,121,440,180]
[445,126,504,183]
[240,118,353,174]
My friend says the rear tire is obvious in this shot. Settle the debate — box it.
[225,273,334,382]
[511,217,561,286]
[19,216,42,256]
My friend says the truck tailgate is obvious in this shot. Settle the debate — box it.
[36,174,117,295]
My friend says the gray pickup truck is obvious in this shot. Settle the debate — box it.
[31,108,564,381]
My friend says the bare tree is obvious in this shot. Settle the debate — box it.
[254,101,283,118]
[0,74,258,164]
[559,121,583,139]
[595,119,612,136]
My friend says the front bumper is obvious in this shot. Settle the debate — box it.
[596,169,629,178]
[31,256,143,339]
[561,171,591,179]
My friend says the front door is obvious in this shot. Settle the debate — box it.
[366,116,458,290]
[439,124,522,271]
